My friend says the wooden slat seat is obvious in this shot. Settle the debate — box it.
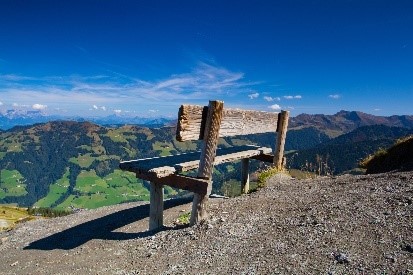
[120,145,272,178]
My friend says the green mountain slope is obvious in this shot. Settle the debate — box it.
[0,121,332,208]
[287,125,413,175]
[361,135,413,174]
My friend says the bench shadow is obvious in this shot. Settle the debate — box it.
[24,196,192,251]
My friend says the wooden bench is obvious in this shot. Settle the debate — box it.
[119,100,289,230]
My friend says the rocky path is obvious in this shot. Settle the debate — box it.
[1,172,412,274]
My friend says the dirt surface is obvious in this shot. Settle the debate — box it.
[1,172,412,274]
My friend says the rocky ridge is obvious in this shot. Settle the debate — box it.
[0,172,412,274]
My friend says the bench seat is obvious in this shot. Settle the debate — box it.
[120,145,272,178]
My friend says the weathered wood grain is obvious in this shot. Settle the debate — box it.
[120,145,271,178]
[175,146,272,172]
[176,105,279,141]
[191,100,224,225]
[274,111,289,170]
[149,182,163,231]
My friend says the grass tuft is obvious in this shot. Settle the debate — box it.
[176,212,191,225]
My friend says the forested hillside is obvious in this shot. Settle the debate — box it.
[1,119,412,209]
[286,125,413,175]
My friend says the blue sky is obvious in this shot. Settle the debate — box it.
[0,0,412,118]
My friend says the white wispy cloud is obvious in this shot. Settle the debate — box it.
[374,108,381,111]
[268,104,281,110]
[114,109,122,114]
[101,106,107,111]
[0,101,3,106]
[0,62,256,115]
[328,94,341,99]
[248,92,259,99]
[284,95,302,99]
[32,103,47,110]
[263,96,280,102]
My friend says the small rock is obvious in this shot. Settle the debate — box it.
[207,223,214,230]
[333,252,349,264]
[10,261,18,267]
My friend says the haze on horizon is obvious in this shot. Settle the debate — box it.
[0,0,412,118]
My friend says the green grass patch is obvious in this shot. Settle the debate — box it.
[56,170,151,209]
[0,170,27,199]
[0,206,33,231]
[34,168,70,208]
[257,167,280,188]
[153,141,175,156]
[69,153,96,168]
[106,128,132,142]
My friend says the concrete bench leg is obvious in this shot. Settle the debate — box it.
[149,181,164,231]
[241,158,250,194]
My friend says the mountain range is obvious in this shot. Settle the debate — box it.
[289,110,413,136]
[1,110,412,209]
[0,109,174,130]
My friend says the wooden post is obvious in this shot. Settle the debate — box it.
[241,158,250,194]
[149,181,164,231]
[190,100,224,225]
[274,110,289,170]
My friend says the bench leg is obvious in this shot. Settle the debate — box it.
[241,158,250,194]
[190,182,212,225]
[149,181,164,231]
[274,110,289,170]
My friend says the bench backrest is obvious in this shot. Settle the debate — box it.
[176,104,281,141]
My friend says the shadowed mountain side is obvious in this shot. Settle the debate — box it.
[24,196,192,250]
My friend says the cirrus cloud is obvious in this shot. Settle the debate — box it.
[0,62,254,116]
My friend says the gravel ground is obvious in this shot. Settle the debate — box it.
[0,172,412,274]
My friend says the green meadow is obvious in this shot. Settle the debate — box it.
[0,170,27,199]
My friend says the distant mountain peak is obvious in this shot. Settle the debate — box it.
[290,110,413,137]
